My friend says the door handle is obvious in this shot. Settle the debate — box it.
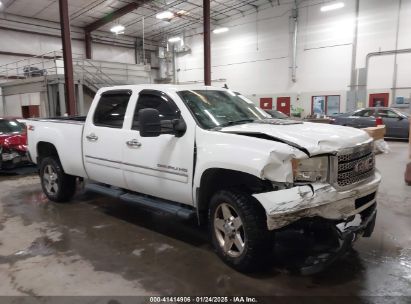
[86,133,99,141]
[126,139,142,148]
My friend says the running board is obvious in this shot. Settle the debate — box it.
[85,183,195,220]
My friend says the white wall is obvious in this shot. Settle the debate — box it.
[0,28,136,65]
[3,92,45,117]
[176,0,411,116]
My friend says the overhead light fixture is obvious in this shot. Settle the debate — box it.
[320,2,345,12]
[110,24,125,34]
[176,10,189,16]
[156,11,174,20]
[168,36,181,43]
[213,27,229,34]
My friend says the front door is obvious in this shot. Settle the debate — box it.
[369,93,389,107]
[83,89,134,188]
[277,97,291,116]
[121,90,195,205]
[377,108,408,138]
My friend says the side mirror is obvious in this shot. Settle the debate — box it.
[139,108,161,137]
[398,116,404,120]
[172,119,187,137]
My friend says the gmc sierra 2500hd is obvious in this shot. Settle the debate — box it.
[27,85,380,272]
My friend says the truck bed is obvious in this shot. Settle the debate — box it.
[27,117,87,178]
[29,116,87,123]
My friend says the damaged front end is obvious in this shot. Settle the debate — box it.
[253,140,380,273]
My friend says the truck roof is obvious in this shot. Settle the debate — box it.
[97,84,228,95]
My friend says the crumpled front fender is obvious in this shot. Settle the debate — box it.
[253,171,381,230]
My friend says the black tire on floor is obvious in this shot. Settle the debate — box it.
[39,156,76,202]
[208,190,273,273]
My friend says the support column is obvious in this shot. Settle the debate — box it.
[58,0,76,115]
[0,88,6,116]
[85,32,92,59]
[58,82,67,116]
[203,0,211,86]
[46,84,55,117]
[135,38,143,64]
[77,83,85,115]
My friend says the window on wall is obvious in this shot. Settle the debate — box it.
[312,95,340,115]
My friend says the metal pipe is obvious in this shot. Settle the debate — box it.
[203,0,211,86]
[143,16,146,65]
[291,2,298,83]
[392,0,402,104]
[58,0,76,116]
[365,48,411,86]
[349,0,359,90]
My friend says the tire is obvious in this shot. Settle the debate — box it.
[209,190,273,273]
[39,156,76,202]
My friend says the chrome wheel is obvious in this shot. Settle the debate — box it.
[214,203,245,258]
[43,164,59,195]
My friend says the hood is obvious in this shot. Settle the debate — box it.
[219,120,371,156]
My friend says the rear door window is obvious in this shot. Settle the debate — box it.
[93,90,132,128]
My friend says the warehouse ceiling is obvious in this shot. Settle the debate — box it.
[0,0,274,42]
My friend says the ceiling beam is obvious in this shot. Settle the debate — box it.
[84,0,150,59]
[85,1,148,33]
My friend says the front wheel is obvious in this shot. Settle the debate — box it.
[39,157,76,202]
[209,190,273,272]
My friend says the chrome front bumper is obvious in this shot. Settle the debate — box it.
[253,171,381,230]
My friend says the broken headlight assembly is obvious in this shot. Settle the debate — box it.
[292,156,329,183]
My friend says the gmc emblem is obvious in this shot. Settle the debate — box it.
[354,157,374,174]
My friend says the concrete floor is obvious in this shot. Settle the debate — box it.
[0,142,410,297]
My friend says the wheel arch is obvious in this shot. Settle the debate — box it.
[37,141,61,163]
[196,168,272,224]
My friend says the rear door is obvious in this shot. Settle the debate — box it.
[121,89,195,205]
[83,89,134,188]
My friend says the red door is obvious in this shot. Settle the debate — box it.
[369,93,389,108]
[260,97,273,110]
[277,97,291,116]
[21,105,40,118]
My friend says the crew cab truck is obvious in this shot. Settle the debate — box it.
[27,85,380,272]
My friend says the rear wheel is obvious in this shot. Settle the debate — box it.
[40,157,76,202]
[209,190,273,272]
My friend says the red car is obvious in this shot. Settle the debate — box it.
[0,117,29,170]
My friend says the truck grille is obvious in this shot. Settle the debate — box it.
[337,143,375,188]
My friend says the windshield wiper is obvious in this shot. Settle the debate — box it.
[216,119,255,128]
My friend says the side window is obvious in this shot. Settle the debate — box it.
[353,109,374,117]
[379,109,399,118]
[93,90,131,128]
[132,91,179,131]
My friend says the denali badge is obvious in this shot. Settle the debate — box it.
[354,157,374,174]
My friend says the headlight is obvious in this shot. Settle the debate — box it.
[292,156,329,183]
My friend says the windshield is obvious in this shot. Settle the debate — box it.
[266,110,288,119]
[0,119,24,135]
[177,90,269,129]
[396,109,410,117]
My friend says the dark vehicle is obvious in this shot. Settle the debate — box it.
[0,118,28,169]
[23,66,46,77]
[332,107,409,139]
[264,110,289,119]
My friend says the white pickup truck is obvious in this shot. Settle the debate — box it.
[27,85,380,272]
